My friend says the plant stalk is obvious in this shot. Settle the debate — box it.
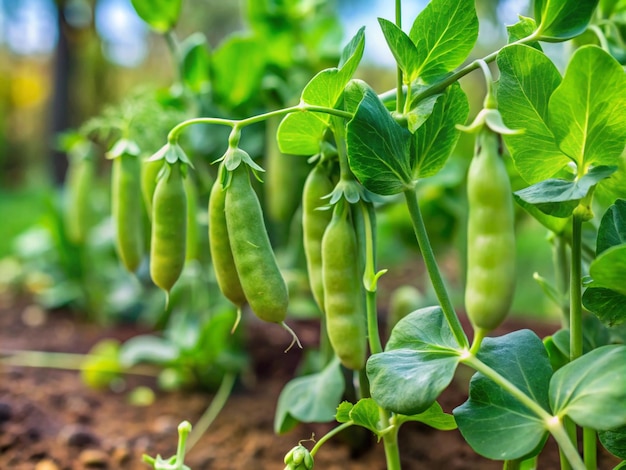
[570,214,584,361]
[583,428,597,470]
[403,188,468,349]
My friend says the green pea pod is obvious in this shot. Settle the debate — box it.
[465,129,516,333]
[141,157,164,218]
[225,164,288,323]
[322,202,366,370]
[64,156,95,244]
[208,164,246,307]
[150,162,187,294]
[302,163,334,312]
[112,153,145,272]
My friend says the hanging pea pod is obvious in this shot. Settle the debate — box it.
[322,200,366,370]
[225,163,289,324]
[109,139,145,273]
[64,141,96,244]
[302,162,334,312]
[150,162,187,294]
[184,174,199,262]
[208,163,246,308]
[141,156,164,218]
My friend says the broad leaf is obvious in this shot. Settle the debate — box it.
[599,426,626,459]
[548,46,626,169]
[454,331,552,460]
[589,244,626,296]
[596,155,626,208]
[408,0,478,83]
[514,166,617,218]
[277,28,365,155]
[396,401,457,431]
[367,306,462,416]
[583,287,626,326]
[346,81,413,195]
[549,316,612,360]
[274,358,345,434]
[550,345,626,430]
[347,398,382,436]
[412,83,468,177]
[497,45,565,183]
[514,196,569,234]
[535,0,600,41]
[180,33,211,94]
[212,35,266,108]
[131,0,182,32]
[597,199,626,254]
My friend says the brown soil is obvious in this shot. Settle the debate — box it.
[0,293,620,470]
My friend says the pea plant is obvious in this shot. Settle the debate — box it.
[96,0,626,469]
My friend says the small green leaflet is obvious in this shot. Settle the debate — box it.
[412,83,468,178]
[336,399,381,436]
[378,0,478,84]
[599,426,626,460]
[277,27,365,155]
[454,330,553,460]
[596,199,626,255]
[507,16,541,50]
[548,46,626,170]
[180,33,211,95]
[550,345,626,430]
[395,401,457,431]
[274,357,344,434]
[583,287,626,326]
[130,0,182,33]
[366,306,462,416]
[346,81,413,195]
[588,244,626,296]
[535,0,600,41]
[497,44,566,184]
[513,166,617,218]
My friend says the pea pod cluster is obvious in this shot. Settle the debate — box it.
[222,163,289,324]
[464,127,516,333]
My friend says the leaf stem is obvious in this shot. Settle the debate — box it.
[403,187,468,349]
[395,0,404,114]
[583,427,597,470]
[167,104,353,143]
[382,422,402,470]
[310,421,354,457]
[186,372,237,452]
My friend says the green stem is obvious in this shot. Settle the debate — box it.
[403,188,468,349]
[583,428,597,470]
[503,459,522,470]
[464,355,585,470]
[554,234,570,329]
[176,421,192,467]
[382,422,402,470]
[310,421,354,457]
[570,215,584,361]
[164,30,182,82]
[168,104,353,143]
[186,372,237,452]
[560,418,577,470]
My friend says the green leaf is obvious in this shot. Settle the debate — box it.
[348,398,382,436]
[550,345,626,430]
[546,316,612,359]
[412,83,468,177]
[595,155,626,207]
[599,426,626,459]
[378,18,419,82]
[535,0,600,41]
[548,46,626,169]
[507,16,542,50]
[515,197,569,234]
[274,358,345,434]
[408,0,479,83]
[583,287,626,326]
[212,35,266,108]
[543,335,570,371]
[346,81,413,195]
[406,94,441,133]
[335,401,353,423]
[366,306,462,416]
[396,401,457,431]
[454,330,552,460]
[277,27,365,155]
[180,33,211,94]
[497,44,566,184]
[589,244,626,296]
[130,0,182,32]
[597,199,626,254]
[514,166,617,218]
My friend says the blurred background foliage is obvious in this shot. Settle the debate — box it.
[0,0,566,343]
